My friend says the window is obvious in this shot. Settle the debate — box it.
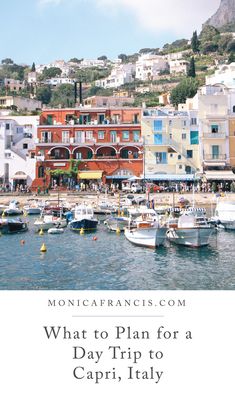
[62,131,70,143]
[179,164,182,169]
[47,115,53,125]
[182,133,186,140]
[38,166,45,178]
[169,133,172,139]
[87,150,93,159]
[211,124,219,133]
[31,152,35,159]
[185,166,192,174]
[190,131,199,145]
[154,134,162,144]
[86,130,93,140]
[133,151,139,159]
[75,152,82,159]
[170,153,173,157]
[169,120,172,126]
[23,143,28,149]
[75,131,85,143]
[212,145,219,159]
[5,123,10,130]
[182,120,187,127]
[122,131,129,140]
[178,155,181,160]
[98,131,105,140]
[191,118,197,125]
[120,149,129,158]
[187,150,193,158]
[233,105,235,113]
[41,131,52,143]
[110,131,117,143]
[156,152,167,164]
[133,130,140,142]
[153,120,162,131]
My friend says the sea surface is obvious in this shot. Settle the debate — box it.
[0,216,235,290]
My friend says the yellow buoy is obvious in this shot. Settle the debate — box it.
[116,227,121,234]
[121,211,124,216]
[23,211,28,217]
[80,227,84,235]
[39,228,44,235]
[2,211,5,217]
[40,243,47,252]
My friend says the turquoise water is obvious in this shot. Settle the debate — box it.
[0,217,235,290]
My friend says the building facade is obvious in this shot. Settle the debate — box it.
[32,107,143,190]
[141,108,200,183]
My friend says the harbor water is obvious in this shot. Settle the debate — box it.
[0,216,235,290]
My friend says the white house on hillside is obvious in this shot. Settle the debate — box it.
[0,116,39,189]
[135,54,169,81]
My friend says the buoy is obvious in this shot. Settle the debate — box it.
[92,236,97,241]
[80,228,84,235]
[121,211,124,216]
[23,211,28,217]
[2,211,5,217]
[39,228,44,235]
[40,243,47,252]
[20,239,25,245]
[116,227,121,234]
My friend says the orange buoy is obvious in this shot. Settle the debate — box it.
[20,239,25,245]
[92,236,97,241]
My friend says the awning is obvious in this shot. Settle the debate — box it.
[106,175,130,179]
[78,171,103,180]
[205,171,235,181]
[12,174,28,180]
[143,174,197,181]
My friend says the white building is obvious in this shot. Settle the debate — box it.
[80,59,106,68]
[95,63,135,89]
[206,62,235,88]
[0,116,39,188]
[169,59,189,75]
[135,54,169,81]
[44,77,75,87]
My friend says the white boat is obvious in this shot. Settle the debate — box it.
[211,201,235,230]
[124,209,167,248]
[3,200,22,216]
[34,211,67,232]
[48,227,64,234]
[105,215,130,231]
[23,199,42,215]
[166,213,214,247]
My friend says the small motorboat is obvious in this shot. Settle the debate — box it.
[124,209,167,248]
[34,208,67,232]
[48,227,64,234]
[166,212,214,247]
[69,204,98,232]
[210,201,235,230]
[105,215,129,232]
[0,218,28,234]
[23,199,42,215]
[3,200,22,216]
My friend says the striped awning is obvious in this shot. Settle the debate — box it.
[143,174,197,181]
[205,171,235,181]
[78,171,103,180]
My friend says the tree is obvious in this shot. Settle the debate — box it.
[31,62,36,72]
[1,58,14,65]
[227,40,235,52]
[187,57,196,78]
[118,53,128,62]
[69,58,83,63]
[170,77,199,107]
[50,84,75,107]
[228,52,235,64]
[36,86,52,104]
[191,31,200,53]
[97,55,107,61]
[199,25,220,53]
[42,67,62,79]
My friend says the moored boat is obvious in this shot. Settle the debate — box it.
[210,201,235,230]
[166,213,214,247]
[69,204,98,232]
[0,218,28,234]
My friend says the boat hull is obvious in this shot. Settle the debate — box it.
[34,218,67,232]
[69,218,98,232]
[166,227,214,247]
[105,217,129,231]
[0,220,28,234]
[124,226,167,248]
[24,207,41,215]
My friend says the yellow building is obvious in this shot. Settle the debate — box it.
[141,108,200,183]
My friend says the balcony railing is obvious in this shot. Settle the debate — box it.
[202,133,226,139]
[204,154,227,161]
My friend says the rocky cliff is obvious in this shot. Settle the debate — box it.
[204,0,235,30]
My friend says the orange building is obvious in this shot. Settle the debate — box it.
[32,107,143,190]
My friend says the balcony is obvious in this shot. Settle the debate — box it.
[202,132,226,139]
[204,154,226,161]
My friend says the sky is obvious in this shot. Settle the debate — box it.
[0,0,220,65]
